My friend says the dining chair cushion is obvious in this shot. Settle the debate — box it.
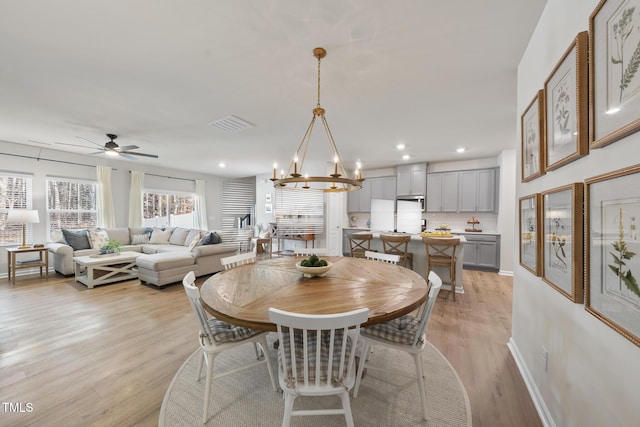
[206,318,263,343]
[279,330,353,382]
[361,314,422,345]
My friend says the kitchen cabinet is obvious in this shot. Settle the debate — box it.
[458,233,500,271]
[426,172,458,212]
[347,176,394,213]
[458,168,497,212]
[396,163,427,196]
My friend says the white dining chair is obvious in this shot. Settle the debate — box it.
[293,247,329,256]
[182,271,277,424]
[353,272,443,420]
[220,250,256,270]
[269,306,369,427]
[364,250,400,264]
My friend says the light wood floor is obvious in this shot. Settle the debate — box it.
[0,263,540,427]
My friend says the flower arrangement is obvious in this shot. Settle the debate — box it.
[101,238,123,254]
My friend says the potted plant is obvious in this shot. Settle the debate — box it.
[100,238,123,255]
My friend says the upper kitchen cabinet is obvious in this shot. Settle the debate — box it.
[396,163,427,196]
[347,176,395,213]
[370,176,396,200]
[426,172,458,212]
[458,168,498,212]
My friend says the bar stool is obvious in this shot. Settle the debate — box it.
[422,236,460,301]
[380,234,413,269]
[349,232,374,258]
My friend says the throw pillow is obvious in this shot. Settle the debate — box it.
[149,227,172,244]
[61,229,91,251]
[198,232,213,246]
[187,234,200,251]
[50,229,66,243]
[131,234,150,245]
[169,227,190,246]
[184,229,202,247]
[210,232,221,244]
[87,228,110,249]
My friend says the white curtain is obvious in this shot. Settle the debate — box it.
[128,170,145,227]
[194,179,208,230]
[96,165,116,228]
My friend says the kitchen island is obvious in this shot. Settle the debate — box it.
[344,229,466,295]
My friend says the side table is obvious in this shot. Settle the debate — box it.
[7,246,49,285]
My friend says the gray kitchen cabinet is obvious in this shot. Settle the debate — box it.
[347,176,395,213]
[458,168,497,212]
[459,233,500,271]
[370,176,396,200]
[396,163,427,196]
[426,172,458,212]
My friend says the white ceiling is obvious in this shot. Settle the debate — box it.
[0,0,547,178]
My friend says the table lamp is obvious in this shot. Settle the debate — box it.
[7,209,40,249]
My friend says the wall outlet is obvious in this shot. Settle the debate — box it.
[541,346,548,372]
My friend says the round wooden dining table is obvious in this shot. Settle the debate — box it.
[200,256,430,331]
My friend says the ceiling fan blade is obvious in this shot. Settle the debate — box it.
[55,141,94,149]
[117,145,139,151]
[75,135,105,148]
[89,150,106,155]
[118,152,137,160]
[120,151,158,158]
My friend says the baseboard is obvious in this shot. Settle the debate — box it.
[508,338,555,427]
[498,269,513,276]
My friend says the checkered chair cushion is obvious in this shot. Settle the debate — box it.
[279,329,353,383]
[361,314,423,345]
[205,318,262,343]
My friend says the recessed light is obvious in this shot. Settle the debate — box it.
[219,162,226,168]
[396,144,405,150]
[605,107,621,115]
[456,148,466,153]
[402,154,410,160]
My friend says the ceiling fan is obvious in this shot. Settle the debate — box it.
[75,133,159,160]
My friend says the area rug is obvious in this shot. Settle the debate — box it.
[160,336,471,426]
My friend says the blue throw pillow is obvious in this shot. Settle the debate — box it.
[61,229,91,251]
[198,232,221,246]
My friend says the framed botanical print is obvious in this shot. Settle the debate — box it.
[585,164,640,347]
[521,90,546,182]
[520,193,542,275]
[542,183,584,302]
[590,0,640,148]
[544,31,589,171]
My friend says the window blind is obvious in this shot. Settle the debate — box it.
[275,188,324,235]
[220,179,255,250]
[0,172,34,245]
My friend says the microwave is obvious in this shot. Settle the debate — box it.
[396,195,425,212]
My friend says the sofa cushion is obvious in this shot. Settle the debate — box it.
[136,252,195,271]
[169,227,190,245]
[87,228,110,249]
[131,233,150,245]
[61,229,91,251]
[106,227,131,245]
[149,227,172,244]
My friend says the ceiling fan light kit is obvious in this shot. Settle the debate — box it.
[271,47,363,192]
[78,133,159,160]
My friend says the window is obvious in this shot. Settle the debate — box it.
[143,191,195,228]
[0,172,33,245]
[46,177,97,238]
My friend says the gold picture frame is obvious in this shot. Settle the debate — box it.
[541,183,584,302]
[544,31,589,171]
[521,90,546,182]
[589,0,640,148]
[519,193,542,275]
[585,164,640,347]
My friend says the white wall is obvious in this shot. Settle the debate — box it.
[514,1,640,426]
[0,140,226,275]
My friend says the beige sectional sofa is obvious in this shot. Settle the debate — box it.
[47,226,239,287]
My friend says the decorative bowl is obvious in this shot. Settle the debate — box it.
[295,261,333,278]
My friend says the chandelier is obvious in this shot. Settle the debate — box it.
[271,47,363,192]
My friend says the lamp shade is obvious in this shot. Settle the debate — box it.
[7,209,40,224]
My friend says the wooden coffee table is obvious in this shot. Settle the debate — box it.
[73,251,142,288]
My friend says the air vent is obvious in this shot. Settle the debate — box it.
[208,115,255,133]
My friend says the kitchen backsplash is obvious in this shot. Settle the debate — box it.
[347,211,498,233]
